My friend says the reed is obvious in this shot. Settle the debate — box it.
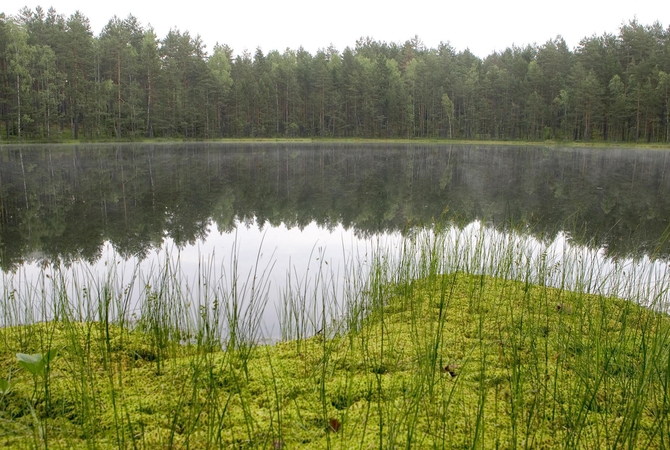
[1,221,669,448]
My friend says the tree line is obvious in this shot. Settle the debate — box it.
[0,7,669,142]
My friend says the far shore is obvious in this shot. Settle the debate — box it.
[1,137,669,150]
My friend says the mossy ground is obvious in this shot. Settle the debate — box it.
[1,273,669,448]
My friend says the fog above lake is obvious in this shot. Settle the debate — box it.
[1,143,669,269]
[2,143,670,332]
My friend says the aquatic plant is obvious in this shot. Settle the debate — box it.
[1,222,669,448]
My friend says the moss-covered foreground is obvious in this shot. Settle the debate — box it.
[2,273,670,448]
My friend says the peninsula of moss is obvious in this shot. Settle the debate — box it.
[1,226,670,448]
[1,273,669,448]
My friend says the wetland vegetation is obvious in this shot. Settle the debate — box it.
[1,143,670,447]
[2,225,670,448]
[2,4,670,448]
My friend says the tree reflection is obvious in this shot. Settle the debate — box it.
[1,143,669,270]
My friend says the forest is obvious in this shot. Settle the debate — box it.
[0,7,669,142]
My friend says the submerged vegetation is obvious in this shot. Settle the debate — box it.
[2,225,670,448]
[0,8,669,142]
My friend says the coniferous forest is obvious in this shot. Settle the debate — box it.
[0,7,669,143]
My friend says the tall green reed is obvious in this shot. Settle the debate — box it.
[1,220,670,448]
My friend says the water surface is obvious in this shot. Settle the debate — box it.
[2,143,669,333]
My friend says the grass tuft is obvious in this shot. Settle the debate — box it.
[1,224,670,448]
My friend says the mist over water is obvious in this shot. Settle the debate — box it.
[2,143,670,333]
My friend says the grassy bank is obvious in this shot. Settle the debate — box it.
[1,227,670,448]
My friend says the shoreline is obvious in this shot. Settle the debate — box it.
[1,137,669,150]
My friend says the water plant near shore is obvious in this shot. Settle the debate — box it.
[1,222,670,448]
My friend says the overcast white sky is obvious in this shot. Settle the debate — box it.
[8,1,669,57]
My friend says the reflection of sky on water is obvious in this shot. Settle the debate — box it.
[1,220,395,337]
[453,222,670,312]
[3,219,669,337]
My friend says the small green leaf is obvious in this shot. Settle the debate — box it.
[16,353,41,365]
[17,353,45,377]
[0,378,10,395]
[44,349,59,365]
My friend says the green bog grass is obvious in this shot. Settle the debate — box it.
[1,228,669,448]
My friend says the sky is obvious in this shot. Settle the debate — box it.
[8,1,669,58]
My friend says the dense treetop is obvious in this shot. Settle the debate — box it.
[0,7,669,142]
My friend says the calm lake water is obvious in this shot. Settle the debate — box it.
[1,143,670,335]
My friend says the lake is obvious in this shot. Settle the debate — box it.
[1,143,670,338]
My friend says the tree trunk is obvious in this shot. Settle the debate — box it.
[117,51,122,138]
[16,75,21,140]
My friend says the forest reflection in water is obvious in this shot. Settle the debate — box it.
[1,143,669,332]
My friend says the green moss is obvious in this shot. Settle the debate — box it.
[2,273,670,448]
